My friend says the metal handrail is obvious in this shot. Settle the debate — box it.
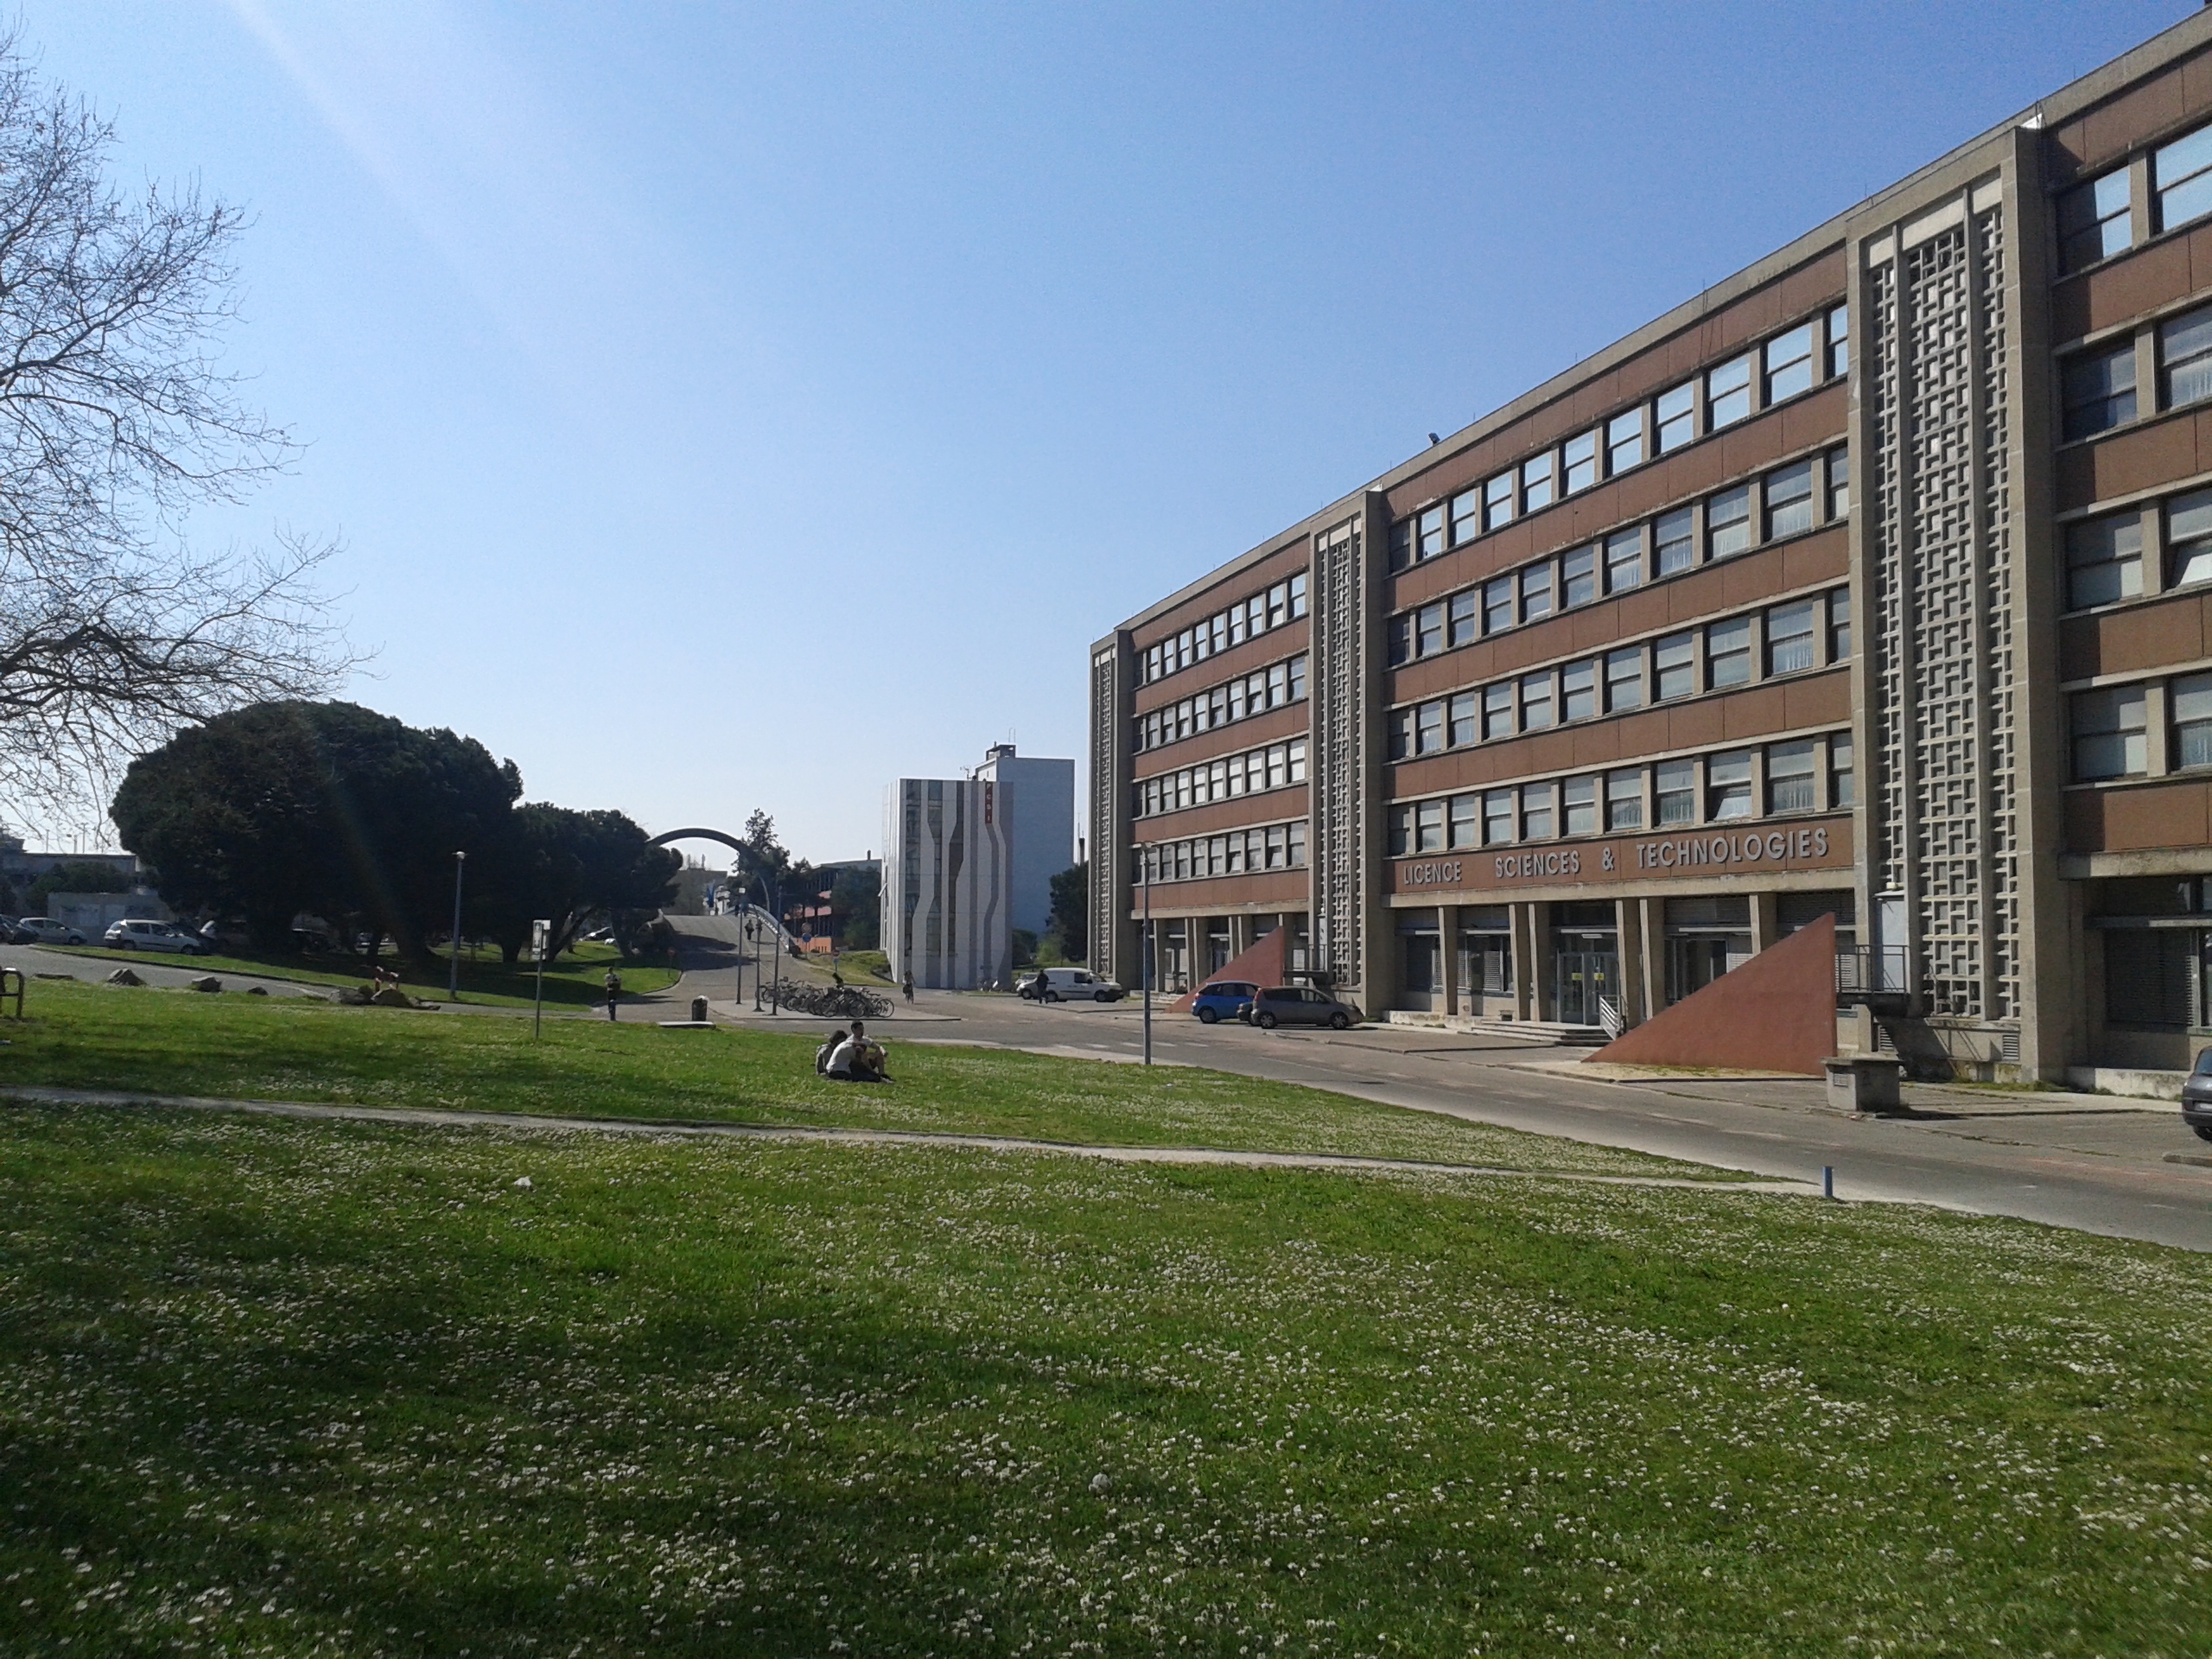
[1835,944,1908,998]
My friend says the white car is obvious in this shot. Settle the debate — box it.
[15,917,87,946]
[1025,966,1125,1004]
[104,918,207,956]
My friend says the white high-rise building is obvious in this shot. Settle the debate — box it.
[881,777,1012,990]
[972,744,1075,940]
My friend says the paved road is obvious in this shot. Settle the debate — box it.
[691,969,2212,1251]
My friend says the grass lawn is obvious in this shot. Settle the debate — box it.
[45,938,679,1009]
[0,977,1712,1174]
[3,1103,2210,1656]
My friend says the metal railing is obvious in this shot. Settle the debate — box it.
[1835,944,1909,1001]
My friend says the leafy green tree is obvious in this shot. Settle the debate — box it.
[109,700,520,961]
[475,804,677,963]
[24,860,136,911]
[830,862,880,950]
[1046,861,1088,963]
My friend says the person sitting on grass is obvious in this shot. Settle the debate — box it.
[825,1020,891,1084]
[816,1028,844,1076]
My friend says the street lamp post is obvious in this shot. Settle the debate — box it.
[448,850,467,1002]
[747,917,761,1012]
[1141,861,1152,1068]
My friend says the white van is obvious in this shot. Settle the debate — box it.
[1022,967,1125,1004]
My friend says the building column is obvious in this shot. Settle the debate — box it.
[1230,914,1251,959]
[1615,898,1644,1030]
[1437,903,1458,1016]
[1529,901,1556,1021]
[1751,891,1780,955]
[1638,896,1665,1020]
[1510,903,1537,1021]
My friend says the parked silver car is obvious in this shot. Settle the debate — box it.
[1248,985,1360,1031]
[104,918,208,956]
[15,918,87,946]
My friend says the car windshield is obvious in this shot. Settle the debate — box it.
[2196,1050,2212,1077]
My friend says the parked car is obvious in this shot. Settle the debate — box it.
[104,918,208,956]
[0,917,31,944]
[2182,1049,2212,1142]
[1191,980,1258,1024]
[1026,966,1125,1004]
[1248,985,1360,1031]
[15,918,88,946]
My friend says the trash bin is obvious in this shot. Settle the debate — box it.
[690,995,709,1023]
[1823,1055,1903,1113]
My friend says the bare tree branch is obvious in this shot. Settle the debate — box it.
[0,32,357,823]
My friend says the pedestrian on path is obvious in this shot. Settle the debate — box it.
[902,971,914,1003]
[603,965,622,1021]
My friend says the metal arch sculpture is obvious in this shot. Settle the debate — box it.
[646,828,748,858]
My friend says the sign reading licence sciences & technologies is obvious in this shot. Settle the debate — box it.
[1389,813,1852,896]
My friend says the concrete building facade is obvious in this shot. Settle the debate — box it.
[972,744,1076,939]
[880,777,1013,990]
[1090,10,2212,1081]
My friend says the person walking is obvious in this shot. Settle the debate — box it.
[603,965,622,1022]
[901,971,914,1004]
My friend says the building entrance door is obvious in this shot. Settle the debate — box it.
[1555,951,1619,1028]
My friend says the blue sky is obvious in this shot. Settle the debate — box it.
[24,1,2194,861]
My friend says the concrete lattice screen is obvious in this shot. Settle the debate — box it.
[1586,914,1838,1076]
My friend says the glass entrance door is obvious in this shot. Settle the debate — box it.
[1555,951,1619,1027]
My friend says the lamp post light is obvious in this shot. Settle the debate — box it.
[747,916,761,1013]
[1141,860,1153,1068]
[448,850,467,1002]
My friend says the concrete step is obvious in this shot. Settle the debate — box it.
[1382,1010,1608,1046]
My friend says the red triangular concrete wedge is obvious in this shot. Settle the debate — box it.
[1166,925,1289,1013]
[1586,913,1836,1075]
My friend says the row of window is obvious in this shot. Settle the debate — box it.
[1387,589,1850,760]
[1135,737,1308,819]
[2058,118,2212,274]
[1386,734,1853,855]
[1139,819,1309,885]
[1135,654,1308,752]
[1137,574,1309,686]
[2071,672,2212,781]
[2065,482,2212,609]
[2061,300,2212,442]
[1389,311,1847,570]
[1386,449,1847,664]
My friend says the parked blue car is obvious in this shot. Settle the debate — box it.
[1190,979,1258,1024]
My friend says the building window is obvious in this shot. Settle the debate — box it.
[1656,759,1696,825]
[1706,616,1752,690]
[1386,614,1413,665]
[1560,659,1597,722]
[2067,512,2143,608]
[1764,460,1815,540]
[1387,804,1411,856]
[1563,430,1598,494]
[1605,526,1643,592]
[1655,632,1694,701]
[1829,733,1854,806]
[1707,750,1753,820]
[1287,821,1306,867]
[1764,324,1814,404]
[1827,588,1852,660]
[1450,486,1481,545]
[1766,601,1816,674]
[1767,740,1817,813]
[1563,775,1598,836]
[2158,123,2212,233]
[1416,505,1446,561]
[1483,683,1513,741]
[1484,471,1515,531]
[1707,355,1752,429]
[1707,485,1752,559]
[1416,699,1445,755]
[1450,792,1479,848]
[1520,562,1554,621]
[1484,788,1516,844]
[1605,645,1644,711]
[1447,690,1478,747]
[2059,167,2133,272]
[1414,798,1446,853]
[2105,927,2193,1031]
[1561,545,1597,607]
[1827,304,1849,378]
[1522,782,1556,840]
[2063,343,2138,441]
[1607,409,1643,474]
[1448,588,1479,647]
[1655,506,1694,575]
[1388,520,1413,571]
[2173,490,2212,588]
[1827,446,1849,520]
[2073,684,2148,779]
[2164,306,2212,410]
[1522,453,1555,513]
[1656,381,1695,452]
[1388,708,1413,760]
[1520,671,1554,731]
[1484,575,1515,634]
[1416,601,1445,657]
[2177,673,2212,770]
[1605,767,1643,830]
